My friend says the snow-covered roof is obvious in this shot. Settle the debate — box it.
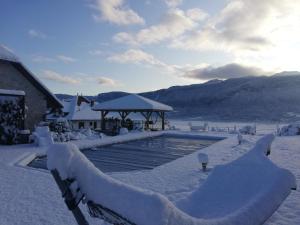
[0,45,19,62]
[93,94,173,112]
[71,102,101,121]
[47,96,101,121]
[0,89,25,96]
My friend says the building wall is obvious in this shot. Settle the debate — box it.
[70,120,101,130]
[0,61,48,130]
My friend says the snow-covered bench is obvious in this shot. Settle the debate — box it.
[47,134,296,225]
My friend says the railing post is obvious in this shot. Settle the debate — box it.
[51,170,89,225]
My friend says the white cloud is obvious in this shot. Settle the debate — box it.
[186,8,208,21]
[108,49,275,82]
[88,49,104,56]
[108,49,176,72]
[56,55,77,63]
[113,8,207,45]
[164,0,182,8]
[97,76,118,86]
[28,29,48,39]
[91,0,144,25]
[32,55,56,63]
[183,63,268,80]
[42,70,81,84]
[170,0,300,54]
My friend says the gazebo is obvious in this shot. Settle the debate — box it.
[92,94,173,131]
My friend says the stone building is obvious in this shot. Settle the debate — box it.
[0,45,62,131]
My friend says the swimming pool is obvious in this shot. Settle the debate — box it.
[28,135,221,173]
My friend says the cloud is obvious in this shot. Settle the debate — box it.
[108,49,176,72]
[113,8,207,45]
[97,76,118,86]
[88,49,104,56]
[32,55,56,63]
[28,29,48,39]
[56,55,77,63]
[164,0,182,8]
[170,0,300,53]
[42,70,81,84]
[183,63,267,80]
[91,0,144,25]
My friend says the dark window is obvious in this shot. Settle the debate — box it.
[79,121,84,129]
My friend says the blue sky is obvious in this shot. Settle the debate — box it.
[1,0,300,95]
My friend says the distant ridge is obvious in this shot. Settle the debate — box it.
[56,72,300,122]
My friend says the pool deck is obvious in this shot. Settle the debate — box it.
[0,131,298,224]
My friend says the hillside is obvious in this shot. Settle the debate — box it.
[57,74,300,122]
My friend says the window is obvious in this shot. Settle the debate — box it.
[79,121,84,129]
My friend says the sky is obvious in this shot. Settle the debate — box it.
[1,0,300,95]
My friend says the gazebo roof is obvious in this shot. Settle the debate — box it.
[92,94,173,112]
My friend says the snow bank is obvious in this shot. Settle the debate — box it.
[47,134,296,225]
[239,125,256,135]
[32,126,54,147]
[119,127,129,135]
[177,134,296,224]
[278,122,300,136]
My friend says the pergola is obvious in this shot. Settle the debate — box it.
[92,94,173,131]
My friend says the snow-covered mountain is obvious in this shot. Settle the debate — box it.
[57,74,300,122]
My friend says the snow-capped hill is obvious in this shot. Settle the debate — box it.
[57,72,300,122]
[274,71,300,76]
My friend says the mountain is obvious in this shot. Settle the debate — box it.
[56,74,300,122]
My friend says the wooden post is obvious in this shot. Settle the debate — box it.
[118,111,130,127]
[162,112,165,130]
[101,111,109,131]
[141,111,152,130]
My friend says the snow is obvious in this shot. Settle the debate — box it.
[0,45,19,62]
[32,126,54,147]
[0,122,300,225]
[239,125,257,135]
[119,127,129,135]
[198,153,208,164]
[47,134,295,225]
[72,130,164,149]
[0,89,25,96]
[93,94,173,111]
[278,122,300,136]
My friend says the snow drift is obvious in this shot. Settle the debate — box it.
[47,134,296,225]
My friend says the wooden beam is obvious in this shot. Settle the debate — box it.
[101,110,108,131]
[162,112,165,130]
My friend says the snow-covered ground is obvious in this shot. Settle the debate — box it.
[0,123,299,224]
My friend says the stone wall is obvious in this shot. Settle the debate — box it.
[0,61,47,130]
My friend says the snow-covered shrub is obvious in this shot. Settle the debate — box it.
[0,95,25,144]
[278,122,300,136]
[48,118,72,142]
[32,126,54,147]
[239,125,256,135]
[119,127,129,135]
